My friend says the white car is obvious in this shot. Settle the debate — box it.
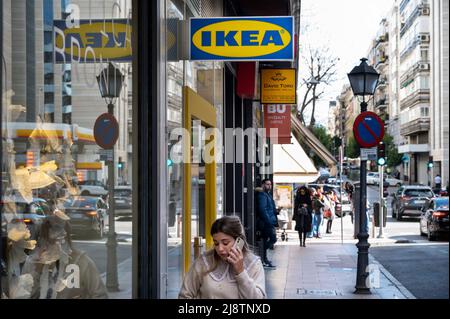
[366,172,380,185]
[384,175,403,187]
[78,180,108,197]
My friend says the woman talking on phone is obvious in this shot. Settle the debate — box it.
[179,216,266,299]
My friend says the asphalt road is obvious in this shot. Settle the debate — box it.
[370,243,449,299]
[71,219,132,275]
[367,185,449,299]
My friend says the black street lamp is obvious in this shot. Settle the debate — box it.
[97,62,124,292]
[347,58,380,294]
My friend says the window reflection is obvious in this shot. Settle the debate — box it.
[1,0,133,299]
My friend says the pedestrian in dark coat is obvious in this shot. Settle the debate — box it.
[293,186,313,247]
[255,179,278,267]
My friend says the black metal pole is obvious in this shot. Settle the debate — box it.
[106,102,119,292]
[355,100,371,294]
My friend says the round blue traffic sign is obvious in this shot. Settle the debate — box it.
[94,113,119,149]
[353,111,385,148]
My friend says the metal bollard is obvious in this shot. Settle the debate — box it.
[371,214,375,238]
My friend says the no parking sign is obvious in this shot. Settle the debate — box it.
[94,113,119,149]
[353,111,384,148]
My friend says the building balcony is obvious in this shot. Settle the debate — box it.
[398,143,429,154]
[375,55,389,68]
[400,61,430,85]
[400,3,430,37]
[375,98,389,111]
[375,33,389,48]
[377,76,389,90]
[400,89,430,110]
[400,117,430,136]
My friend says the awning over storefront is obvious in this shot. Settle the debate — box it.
[273,134,320,184]
[291,115,338,176]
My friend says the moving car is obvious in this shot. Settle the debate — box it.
[419,197,449,241]
[391,185,435,221]
[63,196,108,238]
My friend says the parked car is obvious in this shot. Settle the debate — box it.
[78,180,108,197]
[114,185,132,216]
[366,172,380,185]
[2,195,51,239]
[63,196,108,238]
[391,185,435,221]
[419,197,449,241]
[384,175,403,187]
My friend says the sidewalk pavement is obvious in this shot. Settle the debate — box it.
[265,225,416,299]
[98,215,416,299]
[101,257,132,299]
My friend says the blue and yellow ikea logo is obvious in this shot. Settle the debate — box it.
[190,17,294,61]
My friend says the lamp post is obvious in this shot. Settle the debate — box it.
[97,62,124,292]
[347,58,380,294]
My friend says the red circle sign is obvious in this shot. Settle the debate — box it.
[93,113,119,149]
[353,111,385,148]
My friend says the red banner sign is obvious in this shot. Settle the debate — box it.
[263,105,291,144]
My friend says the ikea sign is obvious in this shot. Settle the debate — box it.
[190,16,294,61]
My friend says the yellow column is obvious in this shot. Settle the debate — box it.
[183,87,191,274]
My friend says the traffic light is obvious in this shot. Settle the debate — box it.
[427,156,433,169]
[377,142,386,166]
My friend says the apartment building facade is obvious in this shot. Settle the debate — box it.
[397,0,432,185]
[430,0,449,187]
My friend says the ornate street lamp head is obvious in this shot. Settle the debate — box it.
[96,62,125,105]
[347,58,380,98]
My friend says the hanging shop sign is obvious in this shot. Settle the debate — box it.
[54,19,132,63]
[190,16,294,61]
[263,104,291,144]
[261,68,296,104]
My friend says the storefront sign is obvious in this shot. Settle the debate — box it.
[261,68,296,104]
[263,104,291,144]
[190,16,294,61]
[54,19,132,63]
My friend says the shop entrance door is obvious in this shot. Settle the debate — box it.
[183,87,217,273]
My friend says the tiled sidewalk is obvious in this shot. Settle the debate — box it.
[264,233,415,299]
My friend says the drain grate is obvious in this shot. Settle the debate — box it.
[297,288,342,296]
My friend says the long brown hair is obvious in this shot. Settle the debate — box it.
[204,216,249,275]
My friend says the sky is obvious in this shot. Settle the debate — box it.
[298,0,395,128]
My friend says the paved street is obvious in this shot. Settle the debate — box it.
[71,219,132,275]
[64,185,448,299]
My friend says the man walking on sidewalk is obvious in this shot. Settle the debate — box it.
[255,179,278,268]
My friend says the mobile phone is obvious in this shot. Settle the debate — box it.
[234,237,244,251]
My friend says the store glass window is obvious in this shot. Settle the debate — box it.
[165,0,223,298]
[1,0,133,299]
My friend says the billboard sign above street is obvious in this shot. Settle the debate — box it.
[261,68,296,104]
[190,16,294,61]
[54,19,132,63]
